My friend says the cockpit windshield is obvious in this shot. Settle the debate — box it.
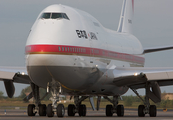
[41,13,51,19]
[40,13,69,20]
[51,13,62,19]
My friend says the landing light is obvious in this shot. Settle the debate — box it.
[21,72,25,75]
[134,73,138,76]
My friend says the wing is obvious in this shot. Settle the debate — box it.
[143,45,173,54]
[112,67,173,103]
[113,67,173,89]
[0,66,31,98]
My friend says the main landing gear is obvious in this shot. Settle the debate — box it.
[131,82,160,117]
[104,96,124,117]
[68,96,88,117]
[27,81,159,118]
[28,104,47,116]
[27,83,47,116]
[46,103,65,117]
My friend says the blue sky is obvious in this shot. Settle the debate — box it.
[0,0,173,96]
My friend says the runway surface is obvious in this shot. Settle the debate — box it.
[0,108,173,120]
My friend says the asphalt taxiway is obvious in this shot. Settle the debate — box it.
[0,108,173,120]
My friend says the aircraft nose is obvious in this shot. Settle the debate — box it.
[25,44,59,67]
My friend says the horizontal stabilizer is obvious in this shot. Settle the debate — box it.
[143,46,173,54]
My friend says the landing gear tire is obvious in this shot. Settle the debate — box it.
[47,104,54,117]
[138,105,145,117]
[27,104,36,116]
[117,105,124,117]
[57,104,65,117]
[79,104,86,116]
[39,104,47,116]
[106,105,113,117]
[149,105,157,117]
[68,104,76,116]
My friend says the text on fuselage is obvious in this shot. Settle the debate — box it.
[76,30,98,40]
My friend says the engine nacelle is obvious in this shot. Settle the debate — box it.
[4,81,15,98]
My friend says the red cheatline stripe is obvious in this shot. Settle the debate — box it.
[25,44,145,64]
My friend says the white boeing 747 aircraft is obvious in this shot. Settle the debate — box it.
[1,0,173,118]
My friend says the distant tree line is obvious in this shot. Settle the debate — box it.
[121,95,141,106]
[0,91,4,99]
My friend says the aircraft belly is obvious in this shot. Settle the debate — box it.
[27,66,101,90]
[27,54,131,95]
[84,85,129,96]
[27,54,102,90]
[82,69,129,96]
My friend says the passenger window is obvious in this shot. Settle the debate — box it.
[59,47,61,51]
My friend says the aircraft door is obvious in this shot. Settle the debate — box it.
[89,37,94,63]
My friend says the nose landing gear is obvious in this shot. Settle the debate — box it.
[46,79,65,117]
[27,79,65,118]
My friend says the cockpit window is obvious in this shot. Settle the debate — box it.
[51,13,62,19]
[41,13,51,19]
[62,13,69,20]
[40,13,70,20]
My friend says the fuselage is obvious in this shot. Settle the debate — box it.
[25,4,145,96]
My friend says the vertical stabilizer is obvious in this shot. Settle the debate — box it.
[117,0,134,34]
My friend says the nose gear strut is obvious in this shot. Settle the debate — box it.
[46,78,65,117]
